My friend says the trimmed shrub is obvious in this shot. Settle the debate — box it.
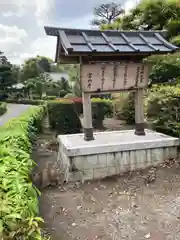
[0,93,8,101]
[114,92,135,124]
[42,95,56,100]
[91,98,113,129]
[6,99,44,105]
[0,102,7,116]
[147,84,180,137]
[47,100,82,134]
[54,97,113,130]
[59,90,67,97]
[0,106,45,239]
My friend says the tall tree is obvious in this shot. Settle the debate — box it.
[21,56,53,82]
[101,0,180,33]
[92,2,124,26]
[0,53,17,93]
[101,0,180,44]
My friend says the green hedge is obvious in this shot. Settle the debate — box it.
[114,93,135,124]
[147,84,180,137]
[47,100,82,134]
[0,106,45,239]
[47,99,113,133]
[91,98,113,129]
[6,99,44,105]
[119,93,135,124]
[0,102,7,116]
[42,96,56,100]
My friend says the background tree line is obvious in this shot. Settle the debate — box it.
[1,0,180,100]
[0,53,81,100]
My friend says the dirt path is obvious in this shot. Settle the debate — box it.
[33,132,180,240]
[0,104,31,126]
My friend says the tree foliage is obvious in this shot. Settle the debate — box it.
[0,54,17,92]
[21,56,53,82]
[147,53,180,84]
[68,65,81,97]
[101,0,180,45]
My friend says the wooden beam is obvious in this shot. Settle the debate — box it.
[81,32,97,52]
[58,30,73,52]
[101,32,119,52]
[134,89,145,136]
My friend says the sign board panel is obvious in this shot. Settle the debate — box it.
[80,62,150,93]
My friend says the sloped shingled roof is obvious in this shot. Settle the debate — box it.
[44,27,179,62]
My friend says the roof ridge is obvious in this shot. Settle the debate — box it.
[44,26,168,34]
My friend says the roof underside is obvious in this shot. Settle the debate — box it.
[44,26,179,62]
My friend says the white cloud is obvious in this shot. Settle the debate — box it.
[0,0,55,64]
[0,0,141,65]
[0,24,27,57]
[29,37,56,60]
[0,0,55,24]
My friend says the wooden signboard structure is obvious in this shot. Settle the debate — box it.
[44,27,178,141]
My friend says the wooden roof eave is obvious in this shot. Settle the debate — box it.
[56,49,177,64]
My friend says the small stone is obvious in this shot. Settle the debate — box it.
[72,223,76,227]
[133,204,138,208]
[77,206,82,210]
[144,233,150,238]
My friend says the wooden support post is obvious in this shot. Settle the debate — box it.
[82,92,94,141]
[134,89,145,136]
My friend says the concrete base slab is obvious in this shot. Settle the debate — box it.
[57,130,179,182]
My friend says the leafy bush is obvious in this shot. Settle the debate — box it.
[0,102,7,116]
[147,53,180,84]
[47,100,82,134]
[6,99,44,105]
[91,98,113,128]
[147,84,180,137]
[167,20,180,41]
[0,106,45,239]
[170,35,180,47]
[114,93,135,124]
[59,90,67,97]
[42,96,56,100]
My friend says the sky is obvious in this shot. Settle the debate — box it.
[0,0,139,65]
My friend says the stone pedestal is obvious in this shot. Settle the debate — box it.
[57,129,179,182]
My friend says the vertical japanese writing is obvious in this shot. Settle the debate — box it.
[124,64,128,86]
[101,64,106,89]
[140,64,145,83]
[87,72,92,89]
[113,63,117,88]
[135,65,140,87]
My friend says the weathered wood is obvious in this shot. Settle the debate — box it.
[81,62,149,93]
[134,89,145,135]
[82,92,94,141]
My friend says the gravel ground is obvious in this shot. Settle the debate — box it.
[39,161,180,240]
[33,129,180,240]
[0,104,31,126]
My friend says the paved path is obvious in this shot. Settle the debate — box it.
[0,104,31,126]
